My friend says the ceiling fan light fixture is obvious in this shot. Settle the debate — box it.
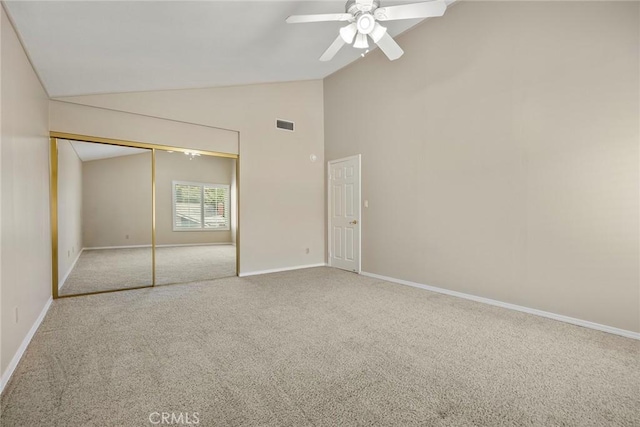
[356,13,375,34]
[353,32,369,49]
[370,22,387,43]
[339,23,358,44]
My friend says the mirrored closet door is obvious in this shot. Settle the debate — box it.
[154,150,236,285]
[52,136,238,298]
[55,139,153,296]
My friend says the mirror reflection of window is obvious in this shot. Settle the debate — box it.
[57,140,152,296]
[173,182,230,230]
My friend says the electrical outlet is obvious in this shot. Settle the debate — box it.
[305,248,310,254]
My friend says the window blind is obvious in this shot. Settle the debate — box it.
[173,181,230,231]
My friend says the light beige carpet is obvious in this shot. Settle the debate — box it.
[2,267,638,426]
[60,247,153,296]
[60,245,236,295]
[156,245,236,286]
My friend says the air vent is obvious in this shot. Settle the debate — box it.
[276,119,295,132]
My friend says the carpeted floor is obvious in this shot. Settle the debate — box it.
[3,267,638,426]
[156,245,236,286]
[60,245,236,295]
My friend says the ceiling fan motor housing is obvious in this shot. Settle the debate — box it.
[346,0,381,15]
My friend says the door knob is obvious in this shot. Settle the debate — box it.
[349,220,358,225]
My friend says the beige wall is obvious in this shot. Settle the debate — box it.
[57,139,82,285]
[82,151,153,248]
[324,2,639,332]
[55,80,325,274]
[50,100,238,155]
[155,150,233,245]
[1,6,51,377]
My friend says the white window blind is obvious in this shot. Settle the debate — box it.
[173,181,230,231]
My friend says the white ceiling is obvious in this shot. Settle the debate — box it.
[68,140,148,161]
[4,1,433,97]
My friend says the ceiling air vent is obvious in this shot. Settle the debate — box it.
[276,119,295,132]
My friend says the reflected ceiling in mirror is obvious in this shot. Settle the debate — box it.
[67,140,148,161]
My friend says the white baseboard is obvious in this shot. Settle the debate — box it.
[59,248,83,290]
[0,297,53,394]
[84,242,233,250]
[239,263,326,278]
[361,271,640,341]
[84,244,151,250]
[156,243,233,248]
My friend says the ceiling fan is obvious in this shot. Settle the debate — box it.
[286,0,447,62]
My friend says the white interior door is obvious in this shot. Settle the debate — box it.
[328,155,361,273]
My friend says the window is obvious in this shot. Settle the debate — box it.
[173,181,230,231]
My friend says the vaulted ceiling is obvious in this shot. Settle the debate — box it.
[4,1,439,97]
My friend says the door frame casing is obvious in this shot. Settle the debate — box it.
[327,154,362,273]
[49,131,240,299]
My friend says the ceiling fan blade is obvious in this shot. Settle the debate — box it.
[374,1,447,21]
[320,36,346,62]
[286,13,353,24]
[375,32,404,61]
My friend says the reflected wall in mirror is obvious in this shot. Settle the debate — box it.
[57,139,153,296]
[155,150,237,285]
